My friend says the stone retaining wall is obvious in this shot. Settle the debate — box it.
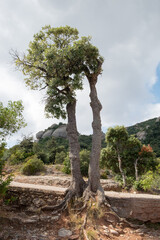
[5,184,160,223]
[6,186,64,211]
[105,191,160,223]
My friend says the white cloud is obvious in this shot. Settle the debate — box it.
[1,0,160,146]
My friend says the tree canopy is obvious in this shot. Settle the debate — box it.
[0,100,26,141]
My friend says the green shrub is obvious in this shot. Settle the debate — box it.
[36,152,49,164]
[151,175,160,190]
[62,150,90,176]
[136,171,154,191]
[79,149,90,177]
[21,155,45,175]
[62,155,71,174]
[0,143,12,199]
[55,151,66,164]
[8,149,26,165]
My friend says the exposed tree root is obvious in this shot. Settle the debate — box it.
[41,187,76,212]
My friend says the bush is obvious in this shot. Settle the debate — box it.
[62,150,90,176]
[0,143,12,199]
[55,151,66,164]
[62,155,71,174]
[8,149,26,165]
[36,152,49,164]
[134,171,154,191]
[21,155,45,175]
[79,149,90,177]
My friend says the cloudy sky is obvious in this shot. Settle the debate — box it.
[1,0,160,147]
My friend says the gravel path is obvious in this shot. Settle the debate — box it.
[10,181,160,200]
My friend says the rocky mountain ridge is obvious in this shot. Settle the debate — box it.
[127,116,160,156]
[36,123,67,140]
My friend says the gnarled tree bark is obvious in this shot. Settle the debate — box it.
[117,149,126,187]
[87,76,102,193]
[66,99,86,196]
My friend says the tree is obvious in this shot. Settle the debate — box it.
[137,144,156,180]
[125,135,141,180]
[102,127,157,185]
[0,100,26,141]
[66,36,104,197]
[12,26,87,198]
[106,126,128,186]
[12,25,105,206]
[0,100,26,199]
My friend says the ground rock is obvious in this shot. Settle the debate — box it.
[58,228,72,237]
[101,179,121,191]
[110,229,119,236]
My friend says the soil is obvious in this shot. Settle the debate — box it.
[1,165,160,240]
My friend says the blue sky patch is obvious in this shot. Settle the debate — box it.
[152,63,160,103]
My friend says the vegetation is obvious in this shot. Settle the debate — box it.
[21,155,45,175]
[0,100,25,199]
[101,126,158,188]
[127,117,160,157]
[63,149,90,177]
[12,24,106,207]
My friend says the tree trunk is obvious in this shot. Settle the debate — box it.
[88,77,102,193]
[66,99,86,196]
[134,158,139,181]
[117,151,126,187]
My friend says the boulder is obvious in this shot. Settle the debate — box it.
[52,125,67,138]
[36,131,44,139]
[49,124,57,129]
[41,129,54,139]
[101,179,121,191]
[58,228,72,237]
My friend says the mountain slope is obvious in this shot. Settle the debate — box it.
[127,117,160,157]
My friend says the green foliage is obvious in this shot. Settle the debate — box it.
[6,137,35,165]
[0,101,26,141]
[63,149,90,176]
[127,117,160,157]
[106,125,128,150]
[55,151,66,164]
[0,143,12,199]
[102,126,157,184]
[138,171,154,191]
[0,100,25,199]
[14,25,86,120]
[8,149,26,165]
[62,154,71,174]
[100,146,119,173]
[79,149,90,177]
[33,136,68,164]
[133,164,160,192]
[21,155,45,175]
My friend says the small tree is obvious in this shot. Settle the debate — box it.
[103,127,157,184]
[0,101,26,141]
[106,126,128,186]
[125,135,141,180]
[12,26,86,197]
[0,100,26,199]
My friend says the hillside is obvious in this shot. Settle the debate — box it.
[127,117,160,157]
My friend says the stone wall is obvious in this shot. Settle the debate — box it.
[5,185,160,223]
[6,186,64,211]
[105,191,160,223]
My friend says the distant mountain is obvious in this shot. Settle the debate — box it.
[127,117,160,157]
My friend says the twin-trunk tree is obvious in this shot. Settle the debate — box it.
[13,26,104,199]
